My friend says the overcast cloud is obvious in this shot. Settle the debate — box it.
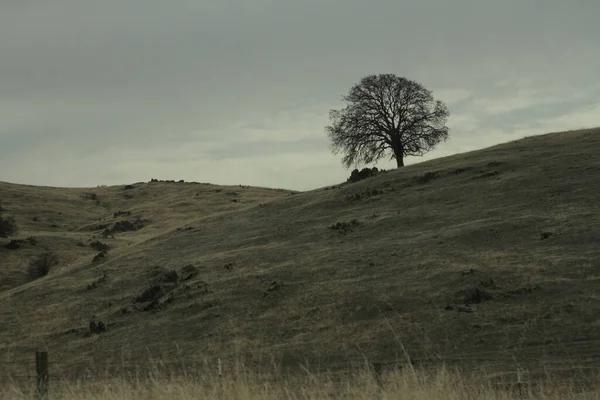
[1,0,599,190]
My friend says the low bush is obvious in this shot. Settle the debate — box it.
[347,167,380,183]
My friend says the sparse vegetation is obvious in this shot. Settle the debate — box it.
[27,252,59,280]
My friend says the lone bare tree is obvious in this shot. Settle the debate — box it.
[326,74,450,168]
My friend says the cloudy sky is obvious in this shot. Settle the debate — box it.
[1,1,599,191]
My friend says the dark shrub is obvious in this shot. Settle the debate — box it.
[329,219,361,234]
[92,251,107,263]
[0,216,17,238]
[347,167,379,183]
[28,252,59,280]
[80,192,98,200]
[112,219,144,233]
[90,240,109,252]
[124,184,135,190]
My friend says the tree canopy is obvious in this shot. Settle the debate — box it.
[326,74,450,168]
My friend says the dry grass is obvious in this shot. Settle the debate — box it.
[3,362,600,400]
[1,127,600,390]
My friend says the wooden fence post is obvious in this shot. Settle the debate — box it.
[36,351,49,400]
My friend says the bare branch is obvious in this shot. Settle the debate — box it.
[325,74,450,168]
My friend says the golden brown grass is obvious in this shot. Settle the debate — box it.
[3,361,600,400]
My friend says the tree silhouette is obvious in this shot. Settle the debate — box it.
[326,74,450,168]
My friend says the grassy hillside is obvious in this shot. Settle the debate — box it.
[1,128,599,385]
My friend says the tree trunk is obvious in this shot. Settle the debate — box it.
[396,156,404,168]
[392,137,404,168]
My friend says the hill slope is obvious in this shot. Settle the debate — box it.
[1,128,599,381]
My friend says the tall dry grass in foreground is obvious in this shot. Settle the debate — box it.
[2,362,600,400]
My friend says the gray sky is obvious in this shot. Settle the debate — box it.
[1,1,599,191]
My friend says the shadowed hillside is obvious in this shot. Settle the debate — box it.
[1,128,599,383]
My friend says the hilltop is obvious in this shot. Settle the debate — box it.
[1,127,599,382]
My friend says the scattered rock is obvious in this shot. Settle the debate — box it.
[461,268,479,276]
[92,251,107,263]
[479,278,496,288]
[458,288,492,304]
[264,280,282,296]
[329,219,360,234]
[541,231,553,240]
[110,219,145,233]
[180,264,198,280]
[90,240,109,252]
[508,285,542,295]
[161,270,178,283]
[135,285,163,303]
[473,170,500,179]
[89,319,106,334]
[121,304,138,314]
[4,239,23,250]
[101,229,115,239]
[87,273,108,290]
[457,304,475,313]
